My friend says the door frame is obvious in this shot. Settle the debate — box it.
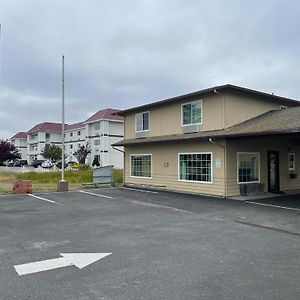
[267,151,280,192]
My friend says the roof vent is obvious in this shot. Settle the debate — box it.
[280,105,287,110]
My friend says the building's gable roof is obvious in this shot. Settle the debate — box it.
[85,108,124,123]
[10,132,27,139]
[28,122,64,133]
[114,107,300,146]
[117,84,300,115]
[66,122,85,131]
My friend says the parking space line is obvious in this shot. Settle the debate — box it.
[246,201,300,211]
[79,190,114,199]
[121,187,159,194]
[28,194,59,205]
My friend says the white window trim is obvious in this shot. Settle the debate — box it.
[135,111,150,132]
[181,100,203,127]
[288,153,296,171]
[130,154,152,179]
[178,152,213,184]
[237,152,261,184]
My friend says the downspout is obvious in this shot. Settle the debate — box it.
[209,138,227,198]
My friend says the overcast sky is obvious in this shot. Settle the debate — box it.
[0,0,299,138]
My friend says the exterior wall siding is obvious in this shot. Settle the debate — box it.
[124,140,225,197]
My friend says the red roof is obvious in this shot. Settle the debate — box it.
[11,132,27,139]
[84,108,123,123]
[28,122,64,133]
[66,122,85,131]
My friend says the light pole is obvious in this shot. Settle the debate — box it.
[57,55,68,191]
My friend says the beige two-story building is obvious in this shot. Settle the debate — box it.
[114,84,300,197]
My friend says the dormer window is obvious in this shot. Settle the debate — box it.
[136,112,149,132]
[182,100,202,126]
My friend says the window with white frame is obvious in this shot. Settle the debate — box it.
[131,155,152,178]
[179,153,212,182]
[288,153,296,171]
[136,112,149,132]
[77,131,81,136]
[94,139,100,146]
[182,100,202,126]
[238,152,260,183]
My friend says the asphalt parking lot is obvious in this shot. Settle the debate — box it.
[0,188,299,300]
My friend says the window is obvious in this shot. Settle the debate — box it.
[131,154,152,178]
[136,112,149,132]
[70,144,73,149]
[94,139,100,146]
[238,152,260,183]
[70,132,73,137]
[182,100,202,126]
[94,123,100,130]
[45,133,50,139]
[77,131,81,136]
[179,153,212,182]
[288,153,296,171]
[78,143,81,148]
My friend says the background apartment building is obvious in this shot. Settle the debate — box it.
[11,108,124,168]
[27,122,62,164]
[9,132,28,160]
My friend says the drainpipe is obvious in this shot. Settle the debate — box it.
[213,89,225,129]
[209,138,227,198]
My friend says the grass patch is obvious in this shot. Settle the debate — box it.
[17,169,93,184]
[113,168,123,186]
[0,168,123,193]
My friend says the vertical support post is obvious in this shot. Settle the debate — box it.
[61,55,65,181]
[57,55,68,192]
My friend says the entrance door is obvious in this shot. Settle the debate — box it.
[268,151,280,192]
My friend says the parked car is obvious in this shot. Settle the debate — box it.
[13,159,28,167]
[41,160,53,169]
[32,159,45,168]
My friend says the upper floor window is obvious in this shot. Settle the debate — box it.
[136,112,149,132]
[94,140,100,146]
[45,133,50,139]
[182,100,202,126]
[77,131,81,136]
[94,123,100,131]
[70,132,73,137]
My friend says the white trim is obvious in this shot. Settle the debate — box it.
[130,153,152,179]
[288,153,296,171]
[237,152,260,184]
[135,111,150,133]
[181,100,203,127]
[177,152,213,184]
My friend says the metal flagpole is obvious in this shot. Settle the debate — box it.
[61,55,65,181]
[57,55,68,191]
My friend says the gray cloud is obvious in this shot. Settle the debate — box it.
[0,0,300,138]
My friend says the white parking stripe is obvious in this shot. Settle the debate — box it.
[121,187,158,194]
[246,201,300,211]
[28,194,58,204]
[79,190,114,199]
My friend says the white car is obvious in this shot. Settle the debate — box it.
[41,160,53,168]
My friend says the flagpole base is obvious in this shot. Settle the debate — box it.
[57,180,68,192]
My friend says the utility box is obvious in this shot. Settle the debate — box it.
[13,180,32,194]
[93,165,114,187]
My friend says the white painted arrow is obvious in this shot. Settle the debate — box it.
[14,253,112,276]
